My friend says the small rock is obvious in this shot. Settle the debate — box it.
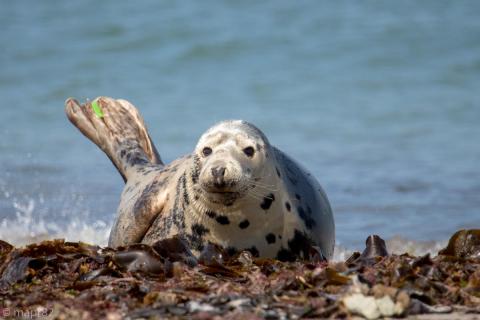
[106,311,122,320]
[343,293,406,319]
[343,293,380,319]
[227,298,251,309]
[187,301,217,313]
[376,295,396,317]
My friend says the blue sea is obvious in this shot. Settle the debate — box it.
[1,1,479,258]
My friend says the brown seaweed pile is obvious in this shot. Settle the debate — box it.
[0,230,479,319]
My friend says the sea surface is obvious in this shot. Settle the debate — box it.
[1,1,479,259]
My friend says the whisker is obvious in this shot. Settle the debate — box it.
[248,182,276,189]
[249,184,279,192]
[262,194,275,200]
[245,179,277,188]
[254,187,279,193]
[245,194,261,202]
[246,189,276,201]
[246,190,264,202]
[249,181,275,188]
[250,183,277,189]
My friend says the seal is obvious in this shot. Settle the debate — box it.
[65,97,335,260]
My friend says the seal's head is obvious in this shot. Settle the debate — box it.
[192,120,272,206]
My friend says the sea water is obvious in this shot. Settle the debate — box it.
[1,1,479,259]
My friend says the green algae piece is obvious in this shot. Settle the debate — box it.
[91,99,104,118]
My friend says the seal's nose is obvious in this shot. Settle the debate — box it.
[211,166,226,178]
[211,166,226,188]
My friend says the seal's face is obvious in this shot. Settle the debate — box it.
[193,120,270,206]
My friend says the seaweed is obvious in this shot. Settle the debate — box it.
[0,230,479,319]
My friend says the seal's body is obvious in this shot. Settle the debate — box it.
[66,97,335,260]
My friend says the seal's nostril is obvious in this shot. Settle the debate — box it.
[211,166,226,178]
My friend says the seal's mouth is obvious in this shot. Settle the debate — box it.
[200,186,243,206]
[206,189,240,198]
[201,181,239,194]
[209,190,237,195]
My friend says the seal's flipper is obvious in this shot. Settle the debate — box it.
[65,97,163,182]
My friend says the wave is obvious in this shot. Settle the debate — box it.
[0,198,111,247]
[332,238,447,262]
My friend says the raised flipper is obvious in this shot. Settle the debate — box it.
[66,97,167,247]
[65,97,163,182]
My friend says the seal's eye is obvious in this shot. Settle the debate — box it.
[202,147,212,157]
[243,146,255,158]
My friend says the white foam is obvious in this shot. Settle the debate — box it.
[386,236,447,257]
[332,245,355,262]
[331,237,447,262]
[0,198,111,247]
